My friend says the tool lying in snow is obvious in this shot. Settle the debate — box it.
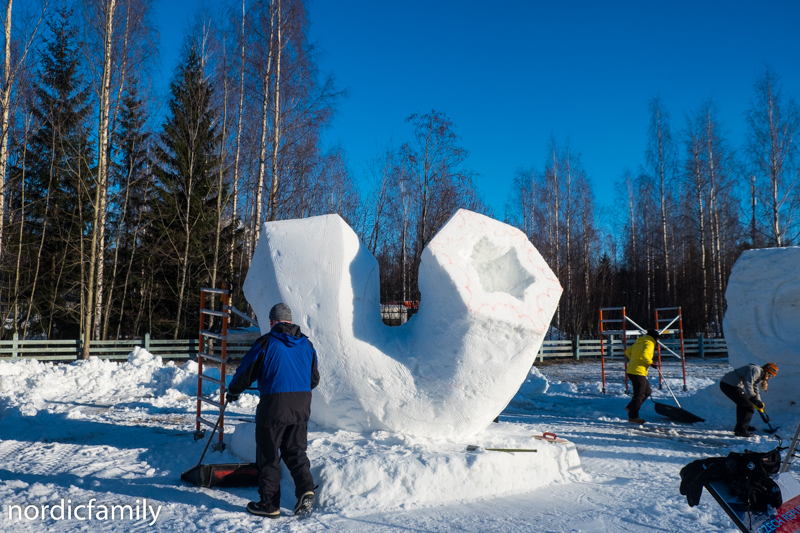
[532,432,569,443]
[756,406,779,434]
[649,364,705,423]
[466,445,537,453]
[181,402,259,488]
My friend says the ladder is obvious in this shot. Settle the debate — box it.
[654,307,688,392]
[599,307,630,394]
[780,420,800,473]
[194,285,230,451]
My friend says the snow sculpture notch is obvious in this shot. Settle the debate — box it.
[724,247,800,382]
[243,209,562,438]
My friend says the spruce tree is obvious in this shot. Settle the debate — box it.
[18,8,93,338]
[151,46,227,338]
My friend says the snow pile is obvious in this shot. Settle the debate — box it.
[228,421,584,513]
[514,366,578,398]
[244,210,562,439]
[0,348,202,418]
[723,247,800,415]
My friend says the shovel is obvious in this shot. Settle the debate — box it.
[756,407,779,434]
[180,402,259,488]
[650,364,705,423]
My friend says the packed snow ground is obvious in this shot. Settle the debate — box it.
[0,350,797,532]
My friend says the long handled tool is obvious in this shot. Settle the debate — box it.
[649,365,704,423]
[654,364,682,408]
[756,407,779,434]
[196,403,226,465]
[466,445,538,453]
[181,402,259,488]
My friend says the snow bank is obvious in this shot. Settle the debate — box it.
[515,367,578,397]
[228,421,584,513]
[0,348,201,418]
[244,209,562,439]
[723,247,800,415]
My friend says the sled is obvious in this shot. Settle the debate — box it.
[181,462,259,488]
[180,403,260,488]
[653,401,705,424]
[705,474,800,533]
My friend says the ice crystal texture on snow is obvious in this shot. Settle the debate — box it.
[243,209,562,438]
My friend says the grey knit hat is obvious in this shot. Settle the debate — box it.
[268,303,292,323]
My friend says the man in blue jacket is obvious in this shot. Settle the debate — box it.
[226,303,319,518]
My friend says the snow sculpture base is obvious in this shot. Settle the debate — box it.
[243,210,562,439]
[228,421,584,513]
[723,247,800,412]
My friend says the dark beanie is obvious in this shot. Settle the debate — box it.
[269,303,292,322]
[646,329,660,340]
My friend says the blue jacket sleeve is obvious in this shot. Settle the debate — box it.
[310,341,319,390]
[228,341,264,396]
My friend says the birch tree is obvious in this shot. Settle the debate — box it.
[644,96,677,299]
[0,0,47,274]
[81,0,116,357]
[746,68,800,246]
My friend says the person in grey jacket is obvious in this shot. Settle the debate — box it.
[719,362,778,437]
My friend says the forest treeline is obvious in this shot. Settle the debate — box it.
[1,0,798,348]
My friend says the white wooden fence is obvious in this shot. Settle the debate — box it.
[536,336,727,361]
[0,333,727,362]
[0,333,254,361]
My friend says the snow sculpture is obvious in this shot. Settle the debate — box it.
[723,247,800,385]
[243,209,562,438]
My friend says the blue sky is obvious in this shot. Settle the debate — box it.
[155,0,800,215]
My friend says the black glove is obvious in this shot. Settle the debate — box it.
[226,392,240,404]
[753,399,764,410]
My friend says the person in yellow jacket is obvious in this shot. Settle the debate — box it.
[624,329,661,424]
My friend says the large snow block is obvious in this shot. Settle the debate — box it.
[228,422,585,514]
[243,209,562,439]
[724,246,800,380]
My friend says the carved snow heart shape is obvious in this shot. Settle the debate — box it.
[243,209,562,438]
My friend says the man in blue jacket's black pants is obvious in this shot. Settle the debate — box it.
[226,302,319,518]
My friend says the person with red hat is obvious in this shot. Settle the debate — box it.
[719,362,778,437]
